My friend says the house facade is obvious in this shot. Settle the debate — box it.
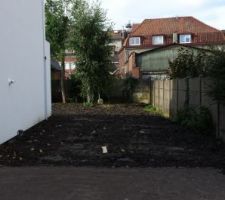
[64,50,76,79]
[119,16,225,79]
[0,0,51,144]
[110,31,123,68]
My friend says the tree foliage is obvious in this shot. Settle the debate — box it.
[70,0,113,103]
[169,46,225,104]
[169,47,207,79]
[45,0,71,103]
[45,0,70,59]
[207,48,225,104]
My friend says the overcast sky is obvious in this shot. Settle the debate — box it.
[100,0,225,30]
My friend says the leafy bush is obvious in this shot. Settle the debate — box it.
[83,102,94,108]
[123,76,138,102]
[169,47,225,104]
[206,49,225,104]
[169,47,207,79]
[174,106,214,134]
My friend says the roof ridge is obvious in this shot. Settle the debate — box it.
[131,16,223,36]
[136,43,214,55]
[143,16,193,21]
[131,16,194,35]
[131,20,147,35]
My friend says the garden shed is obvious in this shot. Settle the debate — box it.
[136,44,210,79]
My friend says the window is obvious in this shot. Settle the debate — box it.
[129,37,141,46]
[179,34,192,43]
[152,35,164,45]
[65,63,70,70]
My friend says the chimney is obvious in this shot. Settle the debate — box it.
[125,22,132,33]
[121,29,128,39]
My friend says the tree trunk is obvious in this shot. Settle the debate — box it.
[61,54,66,103]
[87,93,91,104]
[86,85,93,104]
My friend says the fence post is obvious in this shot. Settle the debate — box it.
[199,75,202,106]
[153,81,155,106]
[163,79,165,113]
[185,77,190,107]
[169,79,171,117]
[176,79,179,113]
[158,80,160,108]
[149,77,152,105]
[217,102,221,137]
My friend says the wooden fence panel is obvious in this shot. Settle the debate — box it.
[177,79,187,110]
[169,79,178,117]
[148,77,224,139]
[163,80,171,117]
[220,105,225,140]
[189,77,201,107]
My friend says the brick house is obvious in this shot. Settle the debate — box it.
[64,50,76,79]
[108,30,124,76]
[119,16,225,79]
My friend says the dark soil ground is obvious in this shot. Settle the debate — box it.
[0,104,225,170]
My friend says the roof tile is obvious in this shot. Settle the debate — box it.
[131,17,221,36]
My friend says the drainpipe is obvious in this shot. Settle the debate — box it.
[41,0,48,119]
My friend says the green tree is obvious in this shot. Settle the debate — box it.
[207,49,225,104]
[169,47,207,79]
[70,0,112,104]
[45,0,70,103]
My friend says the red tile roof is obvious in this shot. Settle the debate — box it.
[131,16,221,36]
[125,16,225,48]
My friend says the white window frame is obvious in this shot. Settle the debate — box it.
[179,34,192,44]
[129,37,141,46]
[152,35,164,45]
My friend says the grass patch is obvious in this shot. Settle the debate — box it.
[83,102,94,108]
[144,105,163,115]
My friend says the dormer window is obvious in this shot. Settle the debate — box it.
[179,34,192,43]
[152,35,164,45]
[129,37,141,46]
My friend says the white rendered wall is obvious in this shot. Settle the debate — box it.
[45,41,52,117]
[0,0,51,143]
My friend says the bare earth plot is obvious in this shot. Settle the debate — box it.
[1,104,225,200]
[0,103,225,169]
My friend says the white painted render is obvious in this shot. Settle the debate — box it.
[0,0,51,144]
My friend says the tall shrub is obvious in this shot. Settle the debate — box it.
[45,0,71,103]
[70,0,113,103]
[169,47,207,78]
[207,49,225,104]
